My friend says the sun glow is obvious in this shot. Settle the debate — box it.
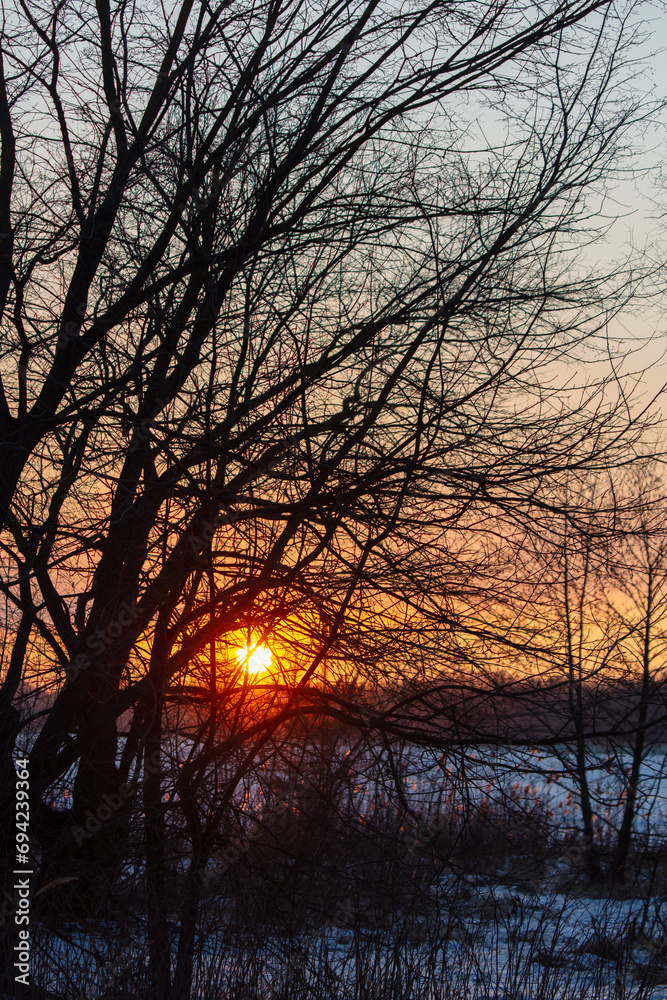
[235,644,272,675]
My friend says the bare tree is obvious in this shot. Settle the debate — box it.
[605,474,667,882]
[515,471,667,886]
[0,0,661,994]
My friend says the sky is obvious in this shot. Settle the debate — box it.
[562,5,667,418]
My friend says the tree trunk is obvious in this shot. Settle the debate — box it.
[610,574,653,883]
[144,691,171,999]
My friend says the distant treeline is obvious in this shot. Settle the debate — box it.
[317,674,667,747]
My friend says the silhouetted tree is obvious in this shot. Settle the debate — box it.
[0,0,661,994]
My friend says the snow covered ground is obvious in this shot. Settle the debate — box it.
[33,858,667,1000]
[27,739,667,998]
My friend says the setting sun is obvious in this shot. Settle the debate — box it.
[235,644,272,675]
